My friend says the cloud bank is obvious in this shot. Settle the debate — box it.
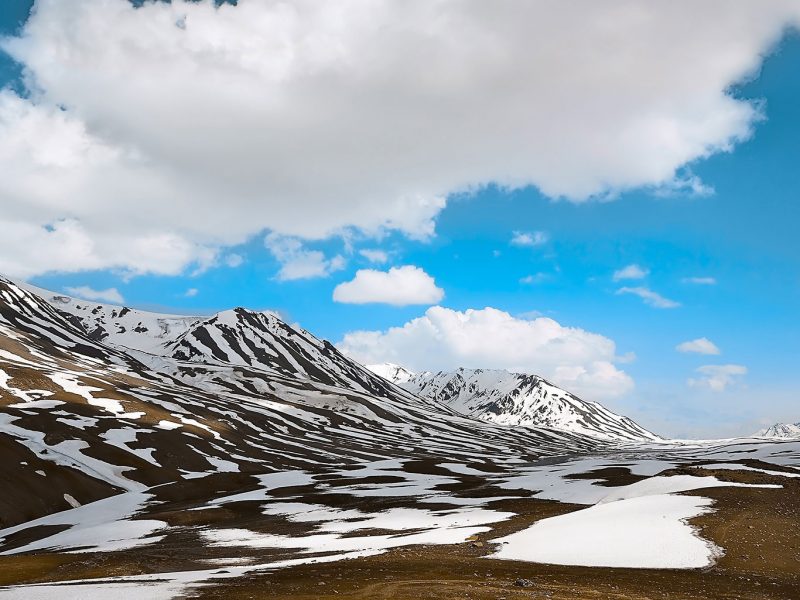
[338,306,634,401]
[2,0,799,277]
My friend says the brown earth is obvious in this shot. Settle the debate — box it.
[0,464,797,599]
[194,464,800,599]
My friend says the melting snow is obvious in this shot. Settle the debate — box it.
[0,492,166,555]
[491,494,720,568]
[490,475,780,568]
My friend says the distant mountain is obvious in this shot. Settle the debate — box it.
[369,364,660,442]
[367,362,415,384]
[755,422,800,439]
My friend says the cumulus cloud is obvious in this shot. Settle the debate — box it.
[337,306,634,400]
[184,287,199,298]
[688,364,747,391]
[333,266,444,306]
[617,286,680,308]
[682,276,717,285]
[1,0,797,276]
[64,285,124,304]
[613,264,649,281]
[0,214,216,280]
[511,231,549,247]
[359,249,389,264]
[676,337,720,355]
[265,234,345,281]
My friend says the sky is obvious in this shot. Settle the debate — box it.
[1,0,799,438]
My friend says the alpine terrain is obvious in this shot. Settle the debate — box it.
[0,278,797,599]
[369,364,660,441]
[755,422,800,439]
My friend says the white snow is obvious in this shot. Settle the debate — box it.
[207,470,315,506]
[597,475,780,504]
[491,494,719,568]
[490,474,780,569]
[0,582,188,600]
[688,463,800,478]
[0,492,166,555]
[63,494,81,509]
[204,504,510,556]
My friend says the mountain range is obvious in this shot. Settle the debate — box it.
[1,276,659,529]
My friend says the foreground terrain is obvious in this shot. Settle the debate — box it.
[0,278,797,598]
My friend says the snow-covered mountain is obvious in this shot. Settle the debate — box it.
[23,283,200,354]
[370,364,659,442]
[367,362,415,384]
[755,422,800,438]
[32,286,409,400]
[32,287,656,443]
[1,277,618,528]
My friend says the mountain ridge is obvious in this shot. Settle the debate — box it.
[369,363,660,442]
[1,276,617,527]
[755,422,800,439]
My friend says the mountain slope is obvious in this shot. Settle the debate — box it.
[0,278,615,528]
[32,286,412,404]
[371,364,659,442]
[756,422,800,439]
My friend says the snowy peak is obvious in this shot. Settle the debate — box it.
[32,287,404,399]
[164,307,399,393]
[369,364,659,442]
[41,291,200,354]
[0,278,131,366]
[367,362,416,384]
[755,422,800,439]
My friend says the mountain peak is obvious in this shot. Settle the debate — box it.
[367,362,416,384]
[368,363,659,441]
[755,422,800,439]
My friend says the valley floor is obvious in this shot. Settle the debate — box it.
[0,451,798,599]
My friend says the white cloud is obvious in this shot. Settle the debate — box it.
[359,249,389,264]
[520,273,550,285]
[616,286,680,309]
[688,364,747,392]
[511,231,549,247]
[265,233,345,281]
[184,288,199,298]
[682,276,717,285]
[64,285,124,305]
[333,265,444,306]
[1,0,796,276]
[676,337,720,355]
[224,253,244,268]
[612,264,649,281]
[337,306,633,401]
[0,215,216,280]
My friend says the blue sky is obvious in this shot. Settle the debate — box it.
[1,1,799,437]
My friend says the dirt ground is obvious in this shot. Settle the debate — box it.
[0,462,798,599]
[194,463,800,600]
